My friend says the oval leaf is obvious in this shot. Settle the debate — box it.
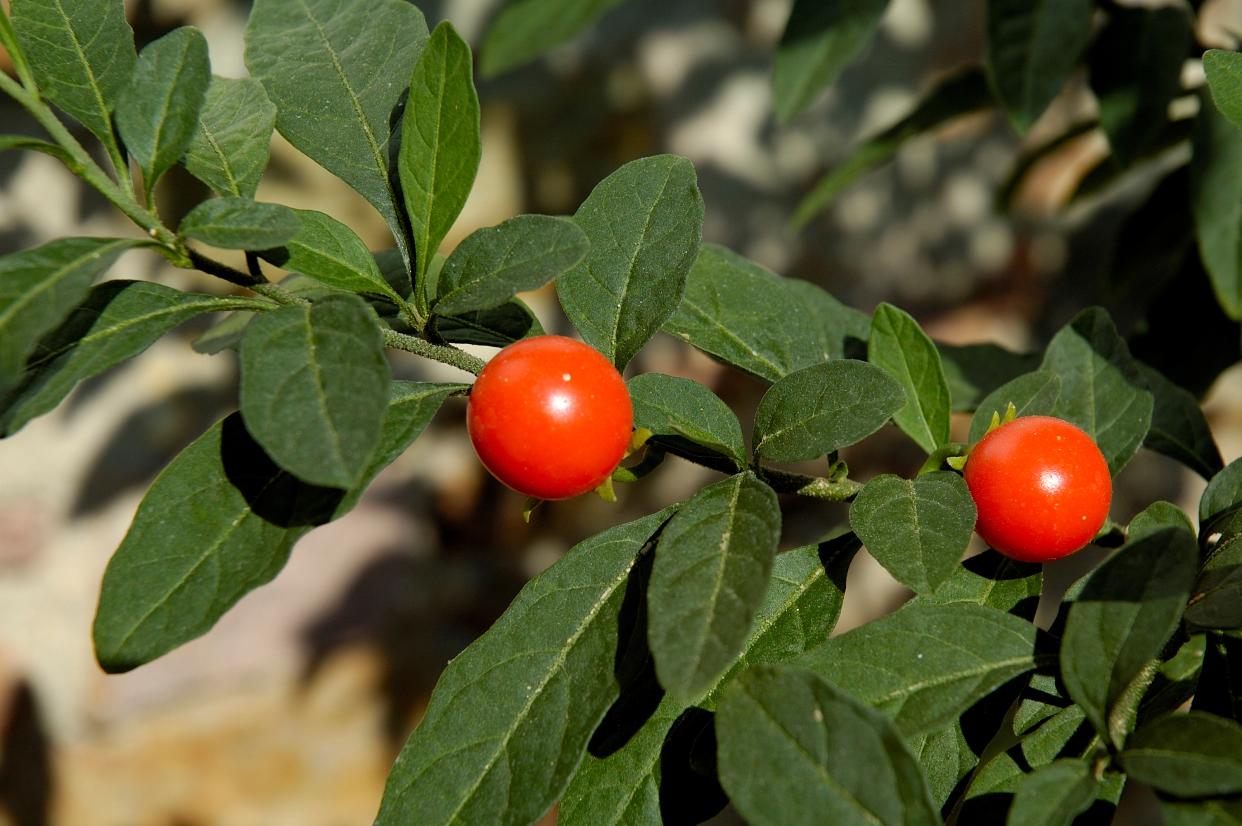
[868,303,951,453]
[968,369,1061,444]
[1122,712,1242,797]
[433,214,588,317]
[431,300,545,347]
[261,209,401,303]
[627,372,747,471]
[717,666,940,826]
[115,26,210,194]
[648,472,781,701]
[239,294,389,488]
[1005,759,1098,826]
[245,0,429,238]
[375,508,677,826]
[926,549,1043,618]
[849,471,977,594]
[796,601,1040,736]
[1187,535,1242,630]
[753,359,905,463]
[184,76,277,199]
[1193,86,1242,321]
[985,0,1093,131]
[481,0,623,76]
[1136,362,1224,480]
[558,155,704,369]
[178,197,300,251]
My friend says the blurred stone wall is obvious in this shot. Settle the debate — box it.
[1,0,1240,823]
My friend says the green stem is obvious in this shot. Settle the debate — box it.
[0,8,38,94]
[612,445,668,483]
[382,328,486,375]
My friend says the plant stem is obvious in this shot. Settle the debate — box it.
[382,329,486,375]
[0,8,38,94]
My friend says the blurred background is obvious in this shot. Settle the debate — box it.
[2,0,1242,823]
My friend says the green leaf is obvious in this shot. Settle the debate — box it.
[1088,6,1193,166]
[430,300,545,347]
[1005,759,1098,826]
[985,0,1093,131]
[191,312,253,355]
[375,507,676,825]
[938,341,1041,412]
[1206,50,1242,133]
[481,0,624,76]
[1136,362,1224,480]
[664,244,870,381]
[184,76,277,199]
[967,369,1061,444]
[849,472,976,594]
[560,539,855,825]
[115,26,210,195]
[793,68,992,226]
[178,197,299,251]
[1187,535,1242,630]
[1193,86,1242,320]
[753,359,905,463]
[926,549,1043,618]
[94,382,457,672]
[239,294,389,488]
[0,134,73,165]
[558,155,704,369]
[1039,307,1154,475]
[432,215,588,317]
[244,0,429,240]
[648,472,781,702]
[867,303,951,452]
[261,209,402,304]
[1162,797,1242,826]
[0,281,270,436]
[717,667,939,826]
[908,724,978,808]
[627,372,747,471]
[1122,712,1242,797]
[0,237,138,393]
[11,0,135,161]
[796,601,1039,736]
[771,0,889,123]
[1128,500,1195,543]
[1060,527,1198,747]
[400,21,481,310]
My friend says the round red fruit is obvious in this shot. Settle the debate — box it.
[467,335,633,500]
[963,415,1112,563]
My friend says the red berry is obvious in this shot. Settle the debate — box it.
[963,415,1112,563]
[467,335,632,500]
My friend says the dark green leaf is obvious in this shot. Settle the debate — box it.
[1005,759,1098,826]
[178,197,299,251]
[985,0,1093,131]
[433,215,587,316]
[926,549,1043,618]
[1188,535,1242,630]
[191,311,253,355]
[664,244,870,381]
[1136,362,1224,480]
[753,359,905,463]
[0,134,73,164]
[1206,49,1242,132]
[1089,6,1193,166]
[1128,500,1195,543]
[560,540,854,825]
[1039,307,1154,475]
[627,372,746,470]
[908,724,978,808]
[375,507,676,825]
[717,667,939,826]
[430,300,544,347]
[1060,527,1198,747]
[115,26,210,194]
[0,237,138,392]
[648,472,781,702]
[1,281,269,436]
[558,155,703,369]
[11,0,135,160]
[968,369,1061,443]
[1193,87,1242,320]
[793,68,992,226]
[94,382,457,672]
[184,76,277,199]
[400,21,481,309]
[849,472,976,594]
[772,0,889,123]
[868,303,951,452]
[938,341,1041,412]
[1122,712,1242,797]
[1162,797,1242,826]
[481,0,624,76]
[261,209,402,303]
[1202,458,1242,540]
[244,0,428,238]
[796,601,1039,736]
[239,294,389,488]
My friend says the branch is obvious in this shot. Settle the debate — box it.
[382,329,486,375]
